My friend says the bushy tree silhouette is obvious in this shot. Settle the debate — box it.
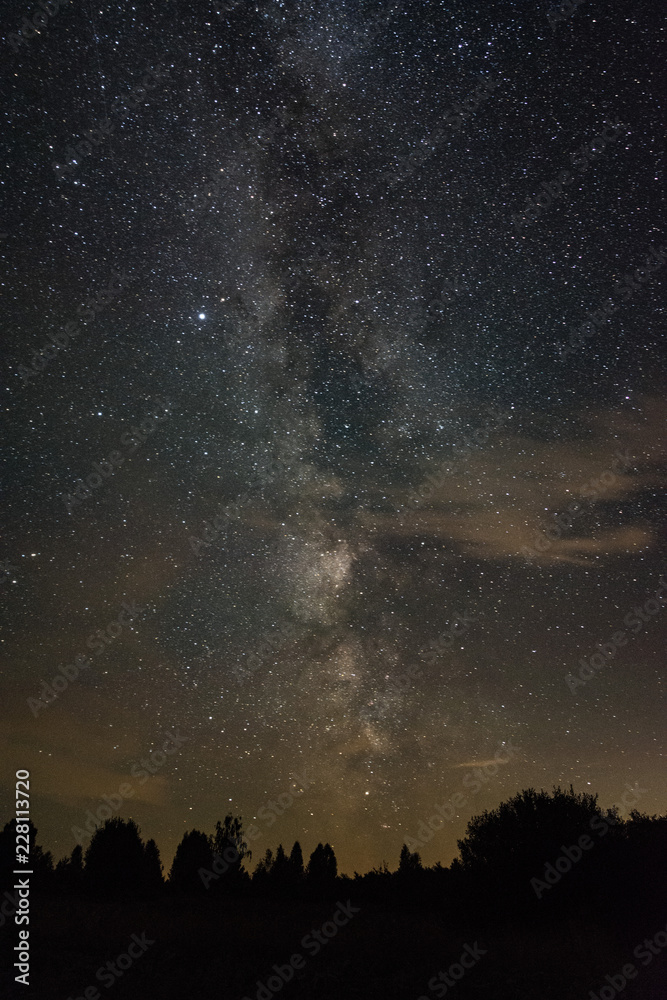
[592,809,667,927]
[54,844,84,895]
[456,785,617,916]
[209,815,251,893]
[458,786,606,870]
[143,838,164,895]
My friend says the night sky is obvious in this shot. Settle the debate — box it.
[1,0,665,877]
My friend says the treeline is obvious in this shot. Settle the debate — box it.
[2,787,665,928]
[0,814,339,900]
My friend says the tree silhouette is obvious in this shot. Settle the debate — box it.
[458,785,607,871]
[83,818,153,898]
[398,843,422,874]
[323,843,337,879]
[394,843,425,901]
[209,815,251,893]
[455,785,617,916]
[265,842,294,892]
[306,842,338,888]
[252,847,274,893]
[168,829,213,894]
[593,810,667,926]
[143,838,164,895]
[288,840,304,882]
[32,842,54,890]
[273,843,290,881]
[2,784,663,932]
[54,844,84,895]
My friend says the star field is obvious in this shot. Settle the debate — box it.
[1,0,665,874]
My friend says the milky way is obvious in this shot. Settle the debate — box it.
[1,0,665,874]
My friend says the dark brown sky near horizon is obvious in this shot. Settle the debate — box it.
[1,0,666,877]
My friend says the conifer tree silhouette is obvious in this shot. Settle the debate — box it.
[268,843,292,891]
[288,840,304,882]
[252,847,274,893]
[168,829,213,894]
[306,842,337,886]
[398,843,422,874]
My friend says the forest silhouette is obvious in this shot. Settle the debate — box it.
[1,786,665,999]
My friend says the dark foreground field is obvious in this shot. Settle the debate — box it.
[3,896,666,1000]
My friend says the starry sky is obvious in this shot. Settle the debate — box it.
[1,0,665,876]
